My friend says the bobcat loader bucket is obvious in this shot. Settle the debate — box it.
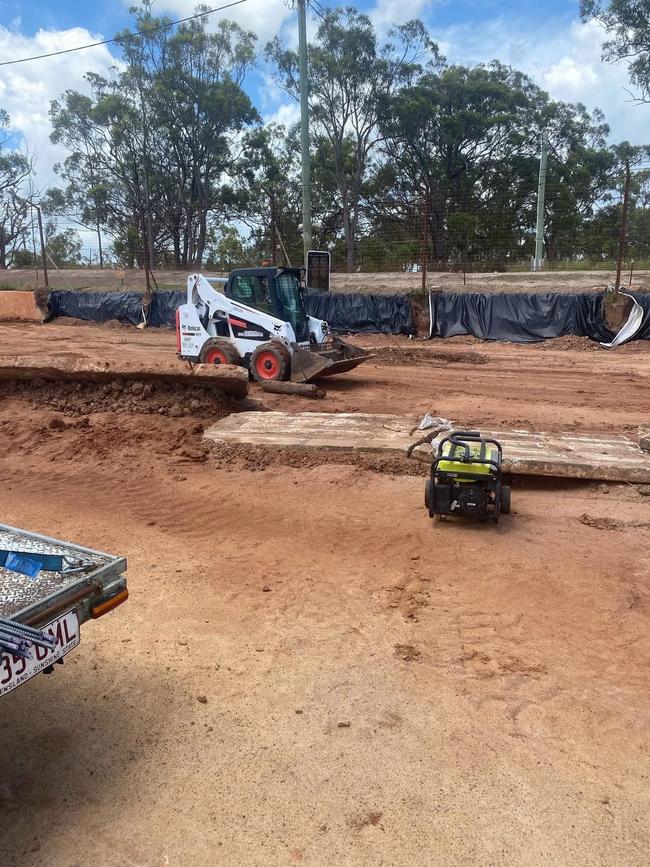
[290,338,372,383]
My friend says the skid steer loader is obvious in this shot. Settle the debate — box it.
[176,268,370,383]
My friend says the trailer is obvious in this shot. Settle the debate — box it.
[0,523,128,697]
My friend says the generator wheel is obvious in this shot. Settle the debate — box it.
[500,485,511,515]
[424,479,432,511]
[200,338,241,366]
[250,342,290,382]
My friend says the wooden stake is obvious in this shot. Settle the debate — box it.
[260,380,326,399]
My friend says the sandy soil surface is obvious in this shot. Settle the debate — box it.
[3,321,650,433]
[2,267,648,295]
[0,321,649,867]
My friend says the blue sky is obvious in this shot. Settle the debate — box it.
[3,0,579,40]
[0,0,647,192]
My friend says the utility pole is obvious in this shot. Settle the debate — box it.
[615,160,631,294]
[420,190,429,293]
[270,191,277,265]
[140,98,155,271]
[533,130,548,272]
[26,201,48,287]
[297,0,312,267]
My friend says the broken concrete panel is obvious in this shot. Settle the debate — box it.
[205,411,650,483]
[413,427,650,483]
[205,411,421,453]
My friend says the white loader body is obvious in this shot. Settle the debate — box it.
[177,273,327,361]
[176,270,369,383]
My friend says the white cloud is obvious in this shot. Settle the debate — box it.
[265,100,300,129]
[543,56,599,92]
[142,0,295,46]
[0,26,117,190]
[371,0,435,33]
[430,17,648,145]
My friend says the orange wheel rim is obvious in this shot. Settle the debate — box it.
[256,350,280,379]
[204,348,228,365]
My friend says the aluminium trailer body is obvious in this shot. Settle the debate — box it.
[0,523,128,697]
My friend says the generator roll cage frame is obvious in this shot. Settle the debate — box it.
[429,430,504,520]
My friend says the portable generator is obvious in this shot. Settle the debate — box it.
[424,430,511,524]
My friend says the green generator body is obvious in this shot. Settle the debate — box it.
[425,430,511,524]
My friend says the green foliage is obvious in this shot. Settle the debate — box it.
[13,221,82,268]
[581,0,650,101]
[267,7,439,269]
[205,227,248,269]
[31,2,650,273]
[0,111,32,268]
[49,2,258,268]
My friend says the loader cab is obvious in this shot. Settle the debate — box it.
[226,267,310,342]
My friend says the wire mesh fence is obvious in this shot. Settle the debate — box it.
[0,193,648,296]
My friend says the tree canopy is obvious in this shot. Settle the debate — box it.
[581,0,650,102]
[0,2,647,272]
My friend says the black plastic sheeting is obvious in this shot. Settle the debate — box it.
[302,288,414,335]
[47,287,650,342]
[47,288,416,335]
[431,291,650,343]
[47,289,186,329]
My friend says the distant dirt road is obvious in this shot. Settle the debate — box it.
[1,266,648,294]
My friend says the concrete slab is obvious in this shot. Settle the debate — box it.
[205,412,422,453]
[412,429,650,483]
[204,411,650,483]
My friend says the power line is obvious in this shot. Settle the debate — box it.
[309,0,329,25]
[310,0,328,16]
[0,0,249,68]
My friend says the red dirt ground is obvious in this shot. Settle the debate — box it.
[0,321,648,866]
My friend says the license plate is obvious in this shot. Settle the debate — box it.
[0,609,80,697]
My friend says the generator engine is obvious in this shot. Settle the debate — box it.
[424,431,511,524]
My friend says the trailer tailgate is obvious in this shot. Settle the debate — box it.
[0,524,127,626]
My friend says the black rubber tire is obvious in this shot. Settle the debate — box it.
[250,342,291,383]
[424,479,432,511]
[500,485,511,515]
[199,338,241,366]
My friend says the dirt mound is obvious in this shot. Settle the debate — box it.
[53,317,170,332]
[373,346,488,366]
[539,333,650,353]
[580,514,624,530]
[0,404,212,465]
[539,335,601,351]
[49,316,125,329]
[207,440,428,477]
[0,378,239,419]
